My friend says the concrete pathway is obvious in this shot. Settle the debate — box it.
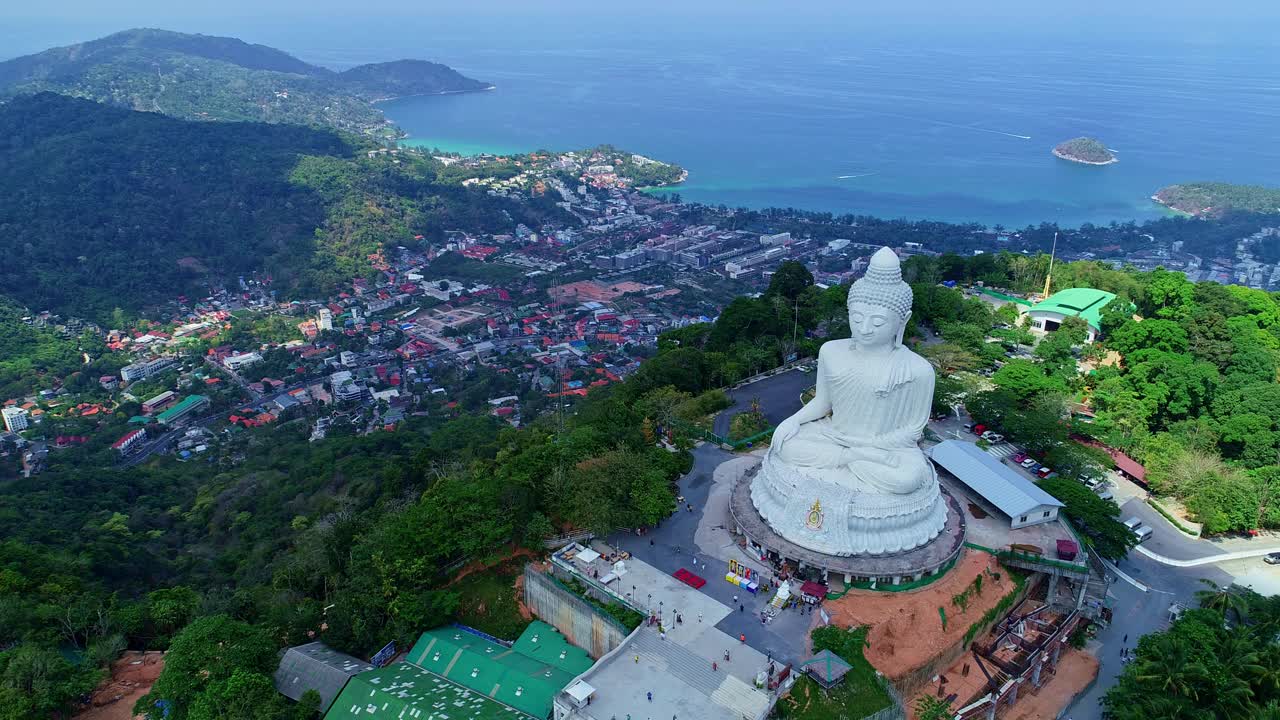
[1134,544,1280,568]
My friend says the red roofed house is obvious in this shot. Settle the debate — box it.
[111,429,147,456]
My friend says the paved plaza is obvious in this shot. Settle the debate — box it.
[606,445,816,667]
[560,548,773,720]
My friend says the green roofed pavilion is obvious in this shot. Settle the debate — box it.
[323,662,530,720]
[405,622,591,719]
[800,649,853,688]
[1028,287,1118,340]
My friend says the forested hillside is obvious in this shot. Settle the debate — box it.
[1154,181,1280,217]
[905,252,1280,538]
[0,28,488,136]
[0,368,695,717]
[0,93,344,319]
[0,93,565,320]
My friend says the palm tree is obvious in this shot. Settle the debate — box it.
[1133,635,1210,702]
[1197,579,1250,624]
[1251,700,1280,719]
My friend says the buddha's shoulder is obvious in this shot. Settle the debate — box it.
[897,348,936,376]
[817,339,845,358]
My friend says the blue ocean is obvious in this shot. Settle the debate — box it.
[8,17,1279,228]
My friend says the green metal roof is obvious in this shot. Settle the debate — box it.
[155,394,209,423]
[1029,288,1117,331]
[323,663,529,720]
[800,649,852,685]
[978,288,1034,307]
[404,622,590,719]
[509,622,593,677]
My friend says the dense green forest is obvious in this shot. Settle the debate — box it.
[0,29,487,136]
[1155,181,1280,217]
[0,93,565,321]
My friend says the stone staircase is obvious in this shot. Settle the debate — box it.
[631,631,769,719]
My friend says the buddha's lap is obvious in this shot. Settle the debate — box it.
[775,438,928,480]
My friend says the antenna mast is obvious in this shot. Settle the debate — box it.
[1043,232,1058,299]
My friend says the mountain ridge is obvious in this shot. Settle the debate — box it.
[0,28,489,137]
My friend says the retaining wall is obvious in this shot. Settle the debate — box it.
[523,565,629,659]
[890,573,1042,699]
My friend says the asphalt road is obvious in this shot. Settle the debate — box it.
[711,367,814,438]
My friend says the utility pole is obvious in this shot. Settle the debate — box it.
[791,295,799,361]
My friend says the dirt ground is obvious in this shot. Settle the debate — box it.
[445,544,538,586]
[905,646,1098,720]
[824,550,1020,681]
[1003,649,1099,720]
[74,651,164,720]
[512,572,534,620]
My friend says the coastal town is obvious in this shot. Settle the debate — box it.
[5,144,1280,477]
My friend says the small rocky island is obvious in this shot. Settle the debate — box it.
[1052,137,1117,165]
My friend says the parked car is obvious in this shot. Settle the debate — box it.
[1098,490,1115,502]
[1123,517,1143,532]
[1083,477,1101,489]
[1134,527,1154,543]
[963,423,974,432]
[987,433,1005,443]
[1012,452,1028,463]
[1264,553,1280,565]
[1020,458,1039,469]
[973,424,987,435]
[1037,467,1053,478]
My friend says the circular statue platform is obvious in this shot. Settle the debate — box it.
[729,460,966,586]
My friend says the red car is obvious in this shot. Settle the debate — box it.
[1012,453,1028,464]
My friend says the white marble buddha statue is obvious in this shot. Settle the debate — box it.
[750,247,947,556]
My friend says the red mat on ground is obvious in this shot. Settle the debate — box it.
[673,568,706,589]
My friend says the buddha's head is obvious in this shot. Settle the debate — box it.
[847,247,912,350]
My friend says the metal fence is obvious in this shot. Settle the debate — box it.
[861,674,907,720]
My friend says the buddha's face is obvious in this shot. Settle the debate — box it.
[848,301,900,350]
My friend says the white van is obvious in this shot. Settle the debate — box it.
[1134,526,1154,543]
[1123,517,1143,532]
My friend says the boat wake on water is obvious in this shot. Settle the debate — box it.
[837,172,878,179]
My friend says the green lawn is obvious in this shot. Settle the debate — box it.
[450,564,532,642]
[775,626,894,720]
[775,675,893,720]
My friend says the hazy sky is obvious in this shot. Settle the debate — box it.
[4,0,1277,61]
